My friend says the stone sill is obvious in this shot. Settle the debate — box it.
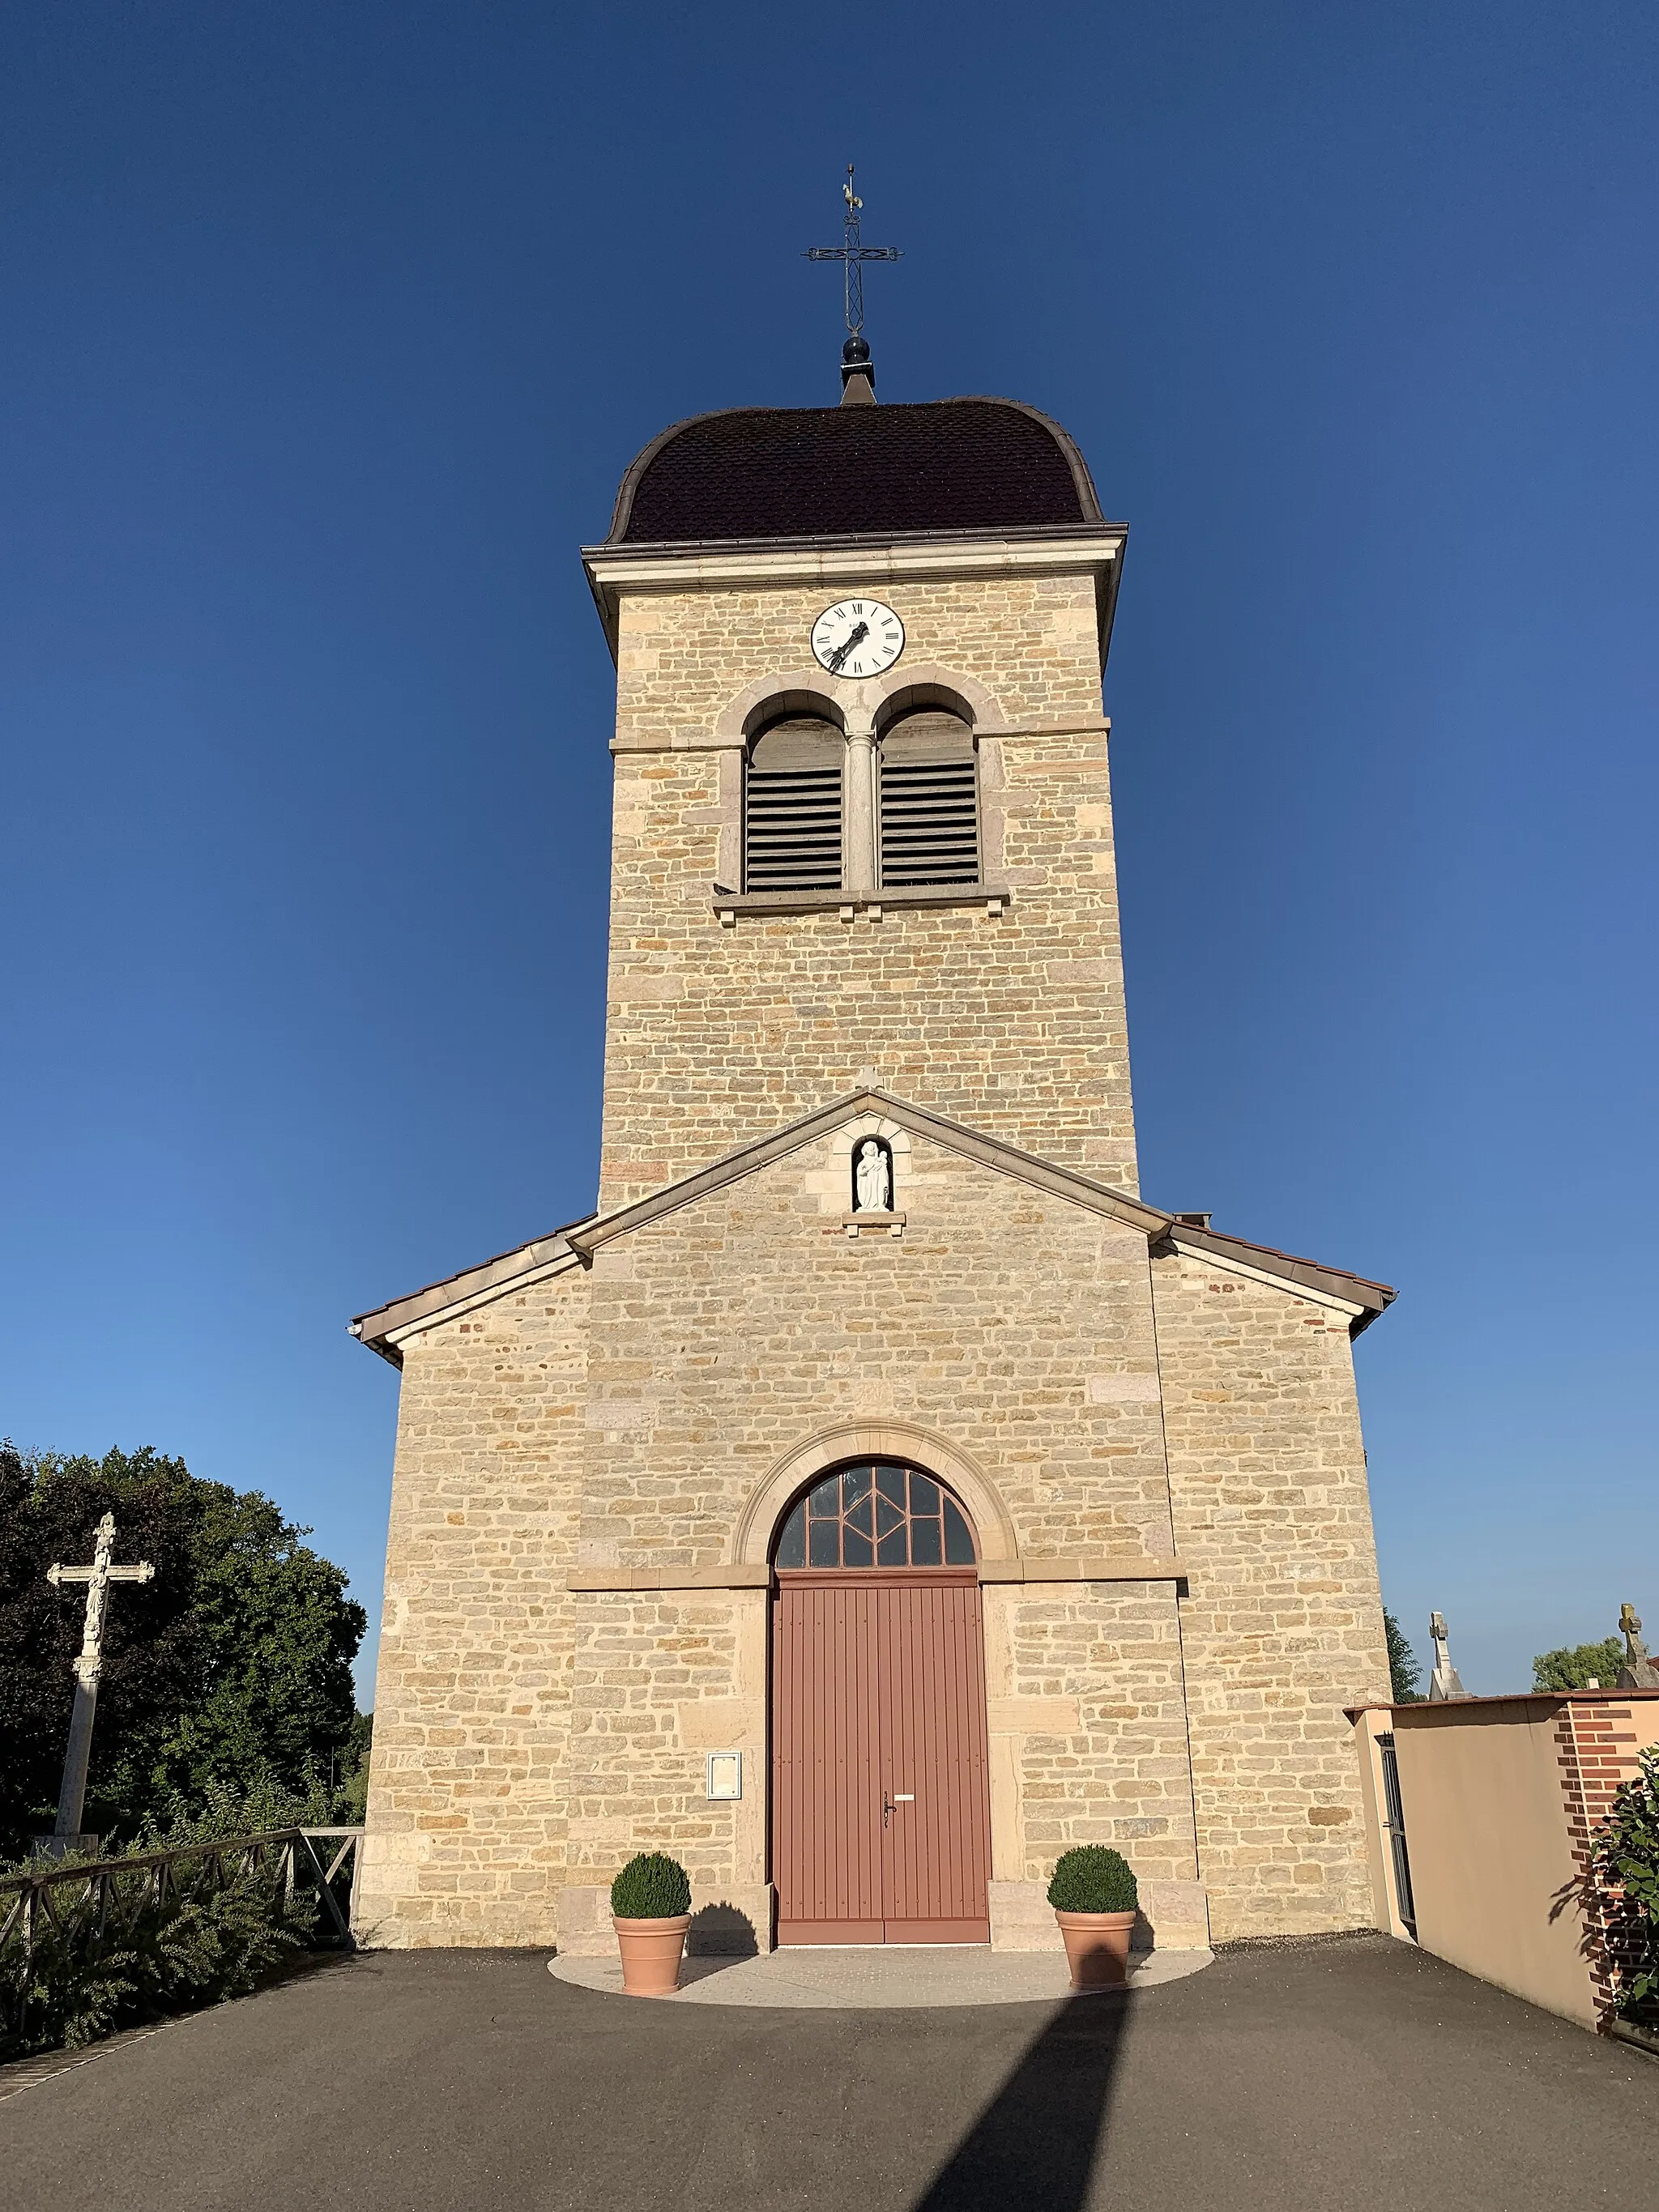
[567,1565,772,1592]
[714,884,1009,924]
[979,1555,1188,1583]
[567,1555,1187,1592]
[842,1211,906,1239]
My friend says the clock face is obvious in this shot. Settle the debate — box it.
[811,597,905,680]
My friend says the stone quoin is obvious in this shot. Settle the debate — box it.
[349,379,1396,1957]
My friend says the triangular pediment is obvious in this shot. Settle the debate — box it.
[349,1089,1392,1362]
[562,1090,1171,1259]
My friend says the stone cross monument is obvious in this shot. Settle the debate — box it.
[38,1512,156,1856]
[1426,1609,1469,1701]
[1616,1603,1659,1692]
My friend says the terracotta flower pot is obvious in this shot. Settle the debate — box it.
[1055,1907,1138,1991]
[613,1912,691,1997]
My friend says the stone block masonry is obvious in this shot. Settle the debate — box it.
[601,573,1138,1208]
[1154,1249,1389,1940]
[361,1122,1390,1952]
[355,460,1395,1957]
[356,1284,590,1949]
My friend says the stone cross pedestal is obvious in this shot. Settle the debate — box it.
[1426,1609,1470,1701]
[33,1512,156,1858]
[1616,1603,1659,1692]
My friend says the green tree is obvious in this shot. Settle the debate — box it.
[1384,1609,1422,1702]
[1533,1637,1623,1691]
[1591,1745,1659,2018]
[0,1443,365,1860]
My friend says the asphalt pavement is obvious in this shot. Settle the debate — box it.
[2,1933,1653,2210]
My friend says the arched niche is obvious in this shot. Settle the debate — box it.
[729,1421,1019,1567]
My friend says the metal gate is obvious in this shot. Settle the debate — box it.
[1376,1732,1418,1939]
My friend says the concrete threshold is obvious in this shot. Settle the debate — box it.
[548,1944,1213,2009]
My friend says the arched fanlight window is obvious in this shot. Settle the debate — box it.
[744,714,844,890]
[877,708,979,887]
[774,1463,979,1570]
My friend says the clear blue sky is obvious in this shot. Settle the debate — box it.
[2,2,1654,1701]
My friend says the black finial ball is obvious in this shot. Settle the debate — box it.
[842,334,872,365]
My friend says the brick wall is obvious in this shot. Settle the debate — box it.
[1555,1698,1657,2021]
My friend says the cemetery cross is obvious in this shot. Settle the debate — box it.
[41,1512,156,1853]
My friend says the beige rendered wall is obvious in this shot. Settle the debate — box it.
[356,1268,589,1949]
[1154,1248,1389,1941]
[1382,1696,1659,2029]
[1388,1702,1596,2027]
[601,573,1138,1208]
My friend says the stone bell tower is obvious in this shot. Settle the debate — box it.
[351,343,1395,1962]
[581,393,1136,1212]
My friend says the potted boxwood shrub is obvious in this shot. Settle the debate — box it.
[612,1852,693,1996]
[1047,1847,1139,1990]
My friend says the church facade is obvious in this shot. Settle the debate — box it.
[352,378,1395,1956]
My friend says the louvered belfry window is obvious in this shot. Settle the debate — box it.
[744,716,844,891]
[877,709,979,887]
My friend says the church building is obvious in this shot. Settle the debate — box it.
[351,338,1396,1958]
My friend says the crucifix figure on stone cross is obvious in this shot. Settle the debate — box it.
[805,165,902,399]
[39,1512,156,1855]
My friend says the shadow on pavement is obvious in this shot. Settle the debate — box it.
[909,1991,1128,2210]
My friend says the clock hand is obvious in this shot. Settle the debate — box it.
[825,620,869,674]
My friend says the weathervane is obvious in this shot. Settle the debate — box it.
[805,166,901,394]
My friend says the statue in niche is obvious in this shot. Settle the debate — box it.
[854,1137,892,1214]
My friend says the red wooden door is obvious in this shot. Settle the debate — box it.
[773,1567,992,1945]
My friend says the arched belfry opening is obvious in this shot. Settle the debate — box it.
[876,705,979,887]
[770,1460,992,1946]
[744,712,844,891]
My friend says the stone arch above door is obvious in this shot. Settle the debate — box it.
[729,1422,1019,1567]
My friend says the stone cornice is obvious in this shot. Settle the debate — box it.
[582,526,1128,661]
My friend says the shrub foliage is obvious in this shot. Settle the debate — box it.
[1047,1846,1138,1914]
[1533,1638,1625,1692]
[0,1780,356,2060]
[1384,1609,1422,1701]
[1591,1744,1659,2019]
[611,1852,691,1919]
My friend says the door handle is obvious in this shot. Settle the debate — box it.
[882,1792,915,1826]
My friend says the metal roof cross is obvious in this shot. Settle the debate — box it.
[804,165,902,339]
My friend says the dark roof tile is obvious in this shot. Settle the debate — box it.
[609,399,1102,545]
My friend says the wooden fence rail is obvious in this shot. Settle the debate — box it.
[0,1827,367,1959]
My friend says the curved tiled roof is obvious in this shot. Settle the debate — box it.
[608,399,1103,545]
